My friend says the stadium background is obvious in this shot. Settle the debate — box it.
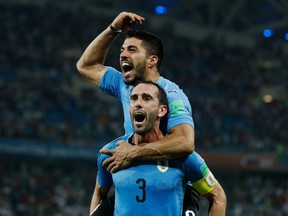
[0,0,287,215]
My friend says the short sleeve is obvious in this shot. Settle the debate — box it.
[166,90,194,131]
[99,67,123,98]
[183,152,216,195]
[97,152,113,188]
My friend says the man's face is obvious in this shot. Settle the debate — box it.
[120,37,148,85]
[130,83,166,135]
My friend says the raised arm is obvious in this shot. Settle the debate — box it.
[76,12,145,86]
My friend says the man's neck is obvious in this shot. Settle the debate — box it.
[132,128,164,145]
[145,69,160,83]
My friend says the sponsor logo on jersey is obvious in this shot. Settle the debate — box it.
[157,160,169,172]
[169,100,186,115]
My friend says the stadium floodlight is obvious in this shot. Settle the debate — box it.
[155,5,167,15]
[263,29,273,38]
[285,33,288,41]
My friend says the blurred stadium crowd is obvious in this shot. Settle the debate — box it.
[1,3,287,153]
[0,2,287,215]
[0,160,287,216]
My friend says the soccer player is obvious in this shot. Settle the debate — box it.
[77,12,226,215]
[91,81,226,215]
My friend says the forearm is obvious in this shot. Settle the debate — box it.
[208,202,226,216]
[77,26,117,69]
[133,125,195,160]
[90,189,101,214]
[207,182,227,216]
[76,26,118,86]
[90,181,109,214]
[77,11,144,70]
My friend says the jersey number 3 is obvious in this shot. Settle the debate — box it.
[136,178,146,202]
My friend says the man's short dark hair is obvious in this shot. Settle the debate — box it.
[133,81,168,107]
[126,30,164,69]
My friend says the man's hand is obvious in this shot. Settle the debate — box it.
[111,12,145,32]
[100,140,139,173]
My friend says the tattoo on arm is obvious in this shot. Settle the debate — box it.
[81,64,106,85]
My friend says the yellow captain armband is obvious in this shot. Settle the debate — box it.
[192,169,216,195]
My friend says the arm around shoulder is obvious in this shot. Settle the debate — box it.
[135,123,195,160]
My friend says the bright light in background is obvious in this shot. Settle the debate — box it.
[155,5,167,14]
[262,94,273,103]
[263,29,273,38]
[285,33,288,41]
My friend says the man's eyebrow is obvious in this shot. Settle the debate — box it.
[122,45,138,49]
[130,45,138,48]
[130,92,152,97]
[130,93,138,98]
[142,93,153,98]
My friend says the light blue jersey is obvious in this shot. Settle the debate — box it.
[97,134,215,216]
[98,67,215,214]
[99,67,194,134]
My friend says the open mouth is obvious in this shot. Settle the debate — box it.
[134,112,145,123]
[122,62,133,73]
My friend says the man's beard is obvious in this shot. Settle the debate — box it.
[124,64,146,86]
[124,76,141,86]
[134,112,160,136]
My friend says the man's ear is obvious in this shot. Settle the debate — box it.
[147,55,158,68]
[158,105,168,118]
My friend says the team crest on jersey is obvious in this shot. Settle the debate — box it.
[205,171,216,187]
[157,160,169,172]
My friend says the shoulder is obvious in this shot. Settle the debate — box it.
[102,134,132,149]
[157,77,188,99]
[101,67,123,82]
[100,67,131,96]
[98,134,132,163]
[184,151,204,165]
[106,66,122,75]
[158,77,191,109]
[157,76,181,92]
